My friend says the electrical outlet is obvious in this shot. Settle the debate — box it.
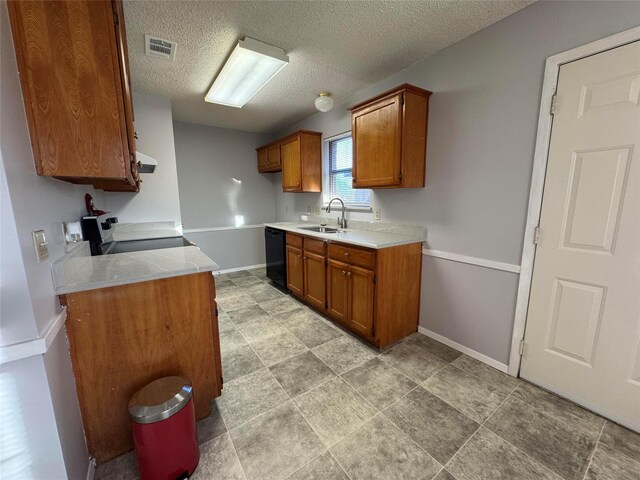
[315,206,321,215]
[374,209,381,220]
[307,206,311,214]
[32,229,49,262]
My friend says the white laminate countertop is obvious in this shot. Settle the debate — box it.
[52,242,219,295]
[263,222,425,249]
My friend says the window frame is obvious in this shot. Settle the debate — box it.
[322,131,372,211]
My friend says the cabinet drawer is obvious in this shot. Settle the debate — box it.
[286,232,303,248]
[303,237,325,255]
[328,243,375,270]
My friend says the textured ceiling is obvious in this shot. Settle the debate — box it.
[124,0,534,133]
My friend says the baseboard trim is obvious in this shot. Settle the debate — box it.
[85,459,96,480]
[215,263,267,275]
[417,326,510,374]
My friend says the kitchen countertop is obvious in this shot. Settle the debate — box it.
[52,242,219,295]
[264,222,425,249]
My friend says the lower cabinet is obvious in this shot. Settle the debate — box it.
[60,273,222,462]
[286,244,304,297]
[286,232,422,348]
[327,260,375,337]
[347,264,375,337]
[304,250,326,311]
[327,259,349,323]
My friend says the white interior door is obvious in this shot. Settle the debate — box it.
[521,40,640,431]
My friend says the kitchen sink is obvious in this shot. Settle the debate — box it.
[299,226,339,233]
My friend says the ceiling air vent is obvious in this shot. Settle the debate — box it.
[144,34,177,61]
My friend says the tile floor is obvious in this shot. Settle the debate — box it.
[96,268,640,480]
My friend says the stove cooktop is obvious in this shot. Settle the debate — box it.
[103,236,193,255]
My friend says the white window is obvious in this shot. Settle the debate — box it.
[324,133,371,208]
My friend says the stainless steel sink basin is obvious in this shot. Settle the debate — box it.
[299,226,339,233]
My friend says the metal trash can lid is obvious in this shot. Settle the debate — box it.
[128,376,193,424]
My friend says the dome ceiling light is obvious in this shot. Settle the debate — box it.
[314,92,334,112]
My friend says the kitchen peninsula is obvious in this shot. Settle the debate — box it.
[53,227,223,463]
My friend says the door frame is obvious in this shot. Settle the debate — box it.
[508,26,640,377]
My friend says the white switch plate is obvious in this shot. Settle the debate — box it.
[315,206,321,215]
[374,209,381,220]
[32,229,49,262]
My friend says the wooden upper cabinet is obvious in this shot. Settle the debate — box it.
[256,130,321,192]
[267,143,282,170]
[7,0,139,192]
[257,147,269,172]
[257,143,282,173]
[350,84,431,189]
[282,136,302,191]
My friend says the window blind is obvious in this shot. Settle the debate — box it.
[328,136,371,207]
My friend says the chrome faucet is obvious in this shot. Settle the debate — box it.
[326,197,347,229]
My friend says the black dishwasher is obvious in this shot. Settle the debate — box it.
[265,227,287,289]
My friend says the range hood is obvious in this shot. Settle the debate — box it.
[136,151,158,174]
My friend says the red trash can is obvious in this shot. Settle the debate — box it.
[128,376,199,480]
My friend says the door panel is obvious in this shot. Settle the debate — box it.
[286,246,304,298]
[327,260,349,324]
[304,251,326,311]
[352,94,402,187]
[267,143,281,170]
[522,40,640,431]
[348,265,375,337]
[281,136,301,191]
[257,148,269,171]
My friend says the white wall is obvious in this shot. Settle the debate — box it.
[173,121,273,269]
[1,2,89,476]
[104,92,182,225]
[272,1,640,365]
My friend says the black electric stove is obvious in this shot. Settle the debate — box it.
[103,236,193,255]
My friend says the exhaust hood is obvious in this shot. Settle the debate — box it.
[136,151,158,174]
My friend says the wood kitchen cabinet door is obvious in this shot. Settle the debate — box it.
[7,0,139,191]
[282,136,302,191]
[348,265,375,337]
[286,245,304,298]
[351,93,403,188]
[327,259,349,324]
[267,143,282,170]
[257,147,269,172]
[350,84,431,189]
[303,251,326,311]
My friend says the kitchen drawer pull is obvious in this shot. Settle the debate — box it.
[344,252,350,257]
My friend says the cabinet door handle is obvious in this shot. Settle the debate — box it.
[347,272,352,277]
[341,270,346,275]
[344,252,350,257]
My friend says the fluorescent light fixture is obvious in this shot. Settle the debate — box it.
[205,37,289,108]
[235,215,245,228]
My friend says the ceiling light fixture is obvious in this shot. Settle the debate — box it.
[205,37,289,108]
[314,92,334,112]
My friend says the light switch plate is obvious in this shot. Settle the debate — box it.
[32,230,49,262]
[315,206,321,215]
